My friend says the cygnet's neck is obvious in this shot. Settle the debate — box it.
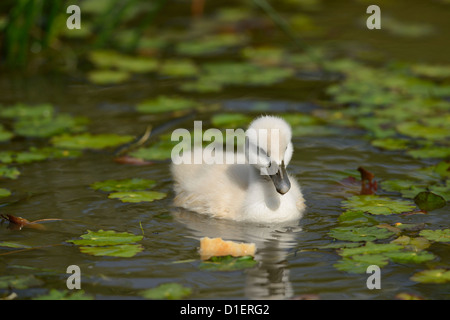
[247,166,281,211]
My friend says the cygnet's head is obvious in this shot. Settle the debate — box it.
[245,116,294,195]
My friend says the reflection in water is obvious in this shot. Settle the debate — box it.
[172,208,302,299]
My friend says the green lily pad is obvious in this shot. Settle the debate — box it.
[414,192,446,212]
[396,122,448,141]
[13,114,88,138]
[129,143,174,161]
[0,148,82,165]
[419,229,450,243]
[33,289,94,300]
[337,210,378,226]
[342,195,416,215]
[371,138,410,151]
[329,226,395,242]
[199,255,258,271]
[334,255,389,274]
[0,241,30,249]
[87,69,131,85]
[67,229,144,258]
[108,191,167,203]
[0,103,54,119]
[407,146,450,159]
[176,34,248,56]
[91,178,156,192]
[88,50,158,73]
[211,113,252,128]
[67,229,143,246]
[0,275,43,289]
[411,64,450,79]
[391,236,431,251]
[384,251,436,264]
[51,133,134,150]
[410,269,450,284]
[0,125,13,142]
[0,188,11,198]
[136,96,197,113]
[159,59,199,77]
[79,244,144,258]
[140,283,192,300]
[0,165,20,179]
[339,242,403,258]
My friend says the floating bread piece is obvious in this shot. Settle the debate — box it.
[199,237,256,260]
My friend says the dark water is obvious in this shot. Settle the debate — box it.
[0,0,449,300]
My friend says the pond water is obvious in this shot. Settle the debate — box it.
[0,0,449,300]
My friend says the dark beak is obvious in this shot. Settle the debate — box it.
[270,161,291,195]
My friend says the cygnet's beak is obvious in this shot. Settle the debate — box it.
[270,161,291,195]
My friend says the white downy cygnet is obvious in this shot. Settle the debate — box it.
[171,115,305,223]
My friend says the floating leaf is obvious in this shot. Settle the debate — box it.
[13,114,88,138]
[91,178,156,192]
[0,165,20,179]
[128,143,174,161]
[396,122,448,141]
[419,229,450,243]
[371,138,409,151]
[411,64,450,79]
[51,133,134,150]
[0,275,43,289]
[334,254,389,274]
[391,236,431,251]
[33,289,94,300]
[338,242,403,258]
[176,34,248,56]
[0,103,54,119]
[199,255,257,271]
[0,188,11,198]
[79,244,144,258]
[159,59,199,77]
[0,125,13,142]
[414,192,446,212]
[67,229,143,246]
[329,226,395,242]
[67,230,144,258]
[407,146,450,159]
[410,269,450,284]
[211,113,252,128]
[108,191,167,203]
[140,283,192,300]
[87,70,131,84]
[342,195,416,215]
[337,210,377,226]
[88,50,158,73]
[384,251,435,264]
[136,96,197,113]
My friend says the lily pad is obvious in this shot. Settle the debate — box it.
[136,96,197,113]
[329,226,395,242]
[87,69,131,85]
[129,142,174,161]
[342,195,416,215]
[88,50,158,73]
[13,114,88,138]
[51,133,134,150]
[396,122,448,141]
[0,188,11,198]
[79,244,144,258]
[176,34,248,56]
[371,138,409,151]
[407,146,450,159]
[0,103,54,119]
[108,191,167,203]
[384,251,436,264]
[337,210,378,226]
[0,275,43,289]
[67,229,143,246]
[199,255,258,271]
[91,178,156,192]
[0,165,20,179]
[211,113,252,128]
[0,125,13,142]
[414,192,446,212]
[334,255,389,274]
[419,229,450,243]
[410,269,450,284]
[159,59,199,77]
[67,229,144,258]
[140,283,192,300]
[33,289,94,300]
